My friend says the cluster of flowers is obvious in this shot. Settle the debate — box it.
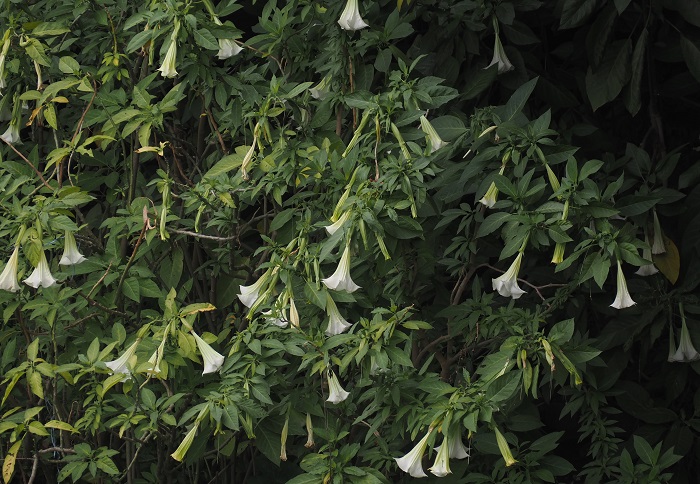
[0,230,85,292]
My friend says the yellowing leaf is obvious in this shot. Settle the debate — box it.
[653,236,680,284]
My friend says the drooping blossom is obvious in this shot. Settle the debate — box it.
[325,294,352,336]
[0,246,21,292]
[669,305,700,363]
[158,24,180,78]
[337,0,369,31]
[610,260,636,309]
[322,244,361,293]
[429,434,452,477]
[326,370,350,404]
[395,427,434,478]
[305,413,314,448]
[434,430,470,460]
[191,331,225,375]
[213,17,243,59]
[59,231,86,265]
[494,426,518,467]
[420,115,448,153]
[485,32,514,74]
[652,210,666,254]
[636,233,658,276]
[237,267,273,308]
[492,252,526,299]
[104,339,141,377]
[310,76,331,100]
[23,250,56,289]
[325,210,352,236]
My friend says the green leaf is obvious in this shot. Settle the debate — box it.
[430,116,467,141]
[633,435,656,466]
[477,212,513,238]
[624,29,648,116]
[32,22,70,36]
[462,66,497,100]
[585,40,632,111]
[560,0,598,29]
[122,277,140,302]
[204,151,245,179]
[504,77,539,121]
[194,29,220,51]
[125,30,153,54]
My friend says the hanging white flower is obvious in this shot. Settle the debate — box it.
[322,244,361,293]
[310,76,331,100]
[191,331,225,375]
[434,431,470,460]
[263,309,288,328]
[429,434,452,477]
[492,252,526,299]
[158,25,180,78]
[0,246,21,293]
[104,339,141,377]
[635,233,658,276]
[289,296,300,329]
[486,32,514,74]
[610,260,636,309]
[325,294,352,336]
[237,269,270,308]
[395,428,434,478]
[213,17,243,59]
[337,0,369,31]
[59,231,86,265]
[652,210,666,254]
[23,250,56,289]
[420,115,448,153]
[325,210,352,236]
[668,318,700,363]
[326,370,350,404]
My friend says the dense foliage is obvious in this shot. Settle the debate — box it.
[1,0,700,482]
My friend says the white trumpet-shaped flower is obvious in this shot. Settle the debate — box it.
[652,210,666,254]
[105,339,141,377]
[479,164,506,208]
[434,431,470,460]
[486,32,514,74]
[420,115,448,153]
[217,38,243,59]
[237,269,270,308]
[322,244,361,293]
[213,17,243,59]
[0,114,20,144]
[146,350,162,375]
[158,26,179,78]
[668,317,700,363]
[429,434,452,477]
[23,250,56,289]
[338,0,369,31]
[492,252,526,299]
[395,428,434,478]
[0,246,21,292]
[610,260,636,309]
[636,234,658,276]
[310,76,331,100]
[191,331,225,375]
[325,210,352,236]
[325,294,352,336]
[263,309,288,328]
[59,231,86,265]
[326,370,350,404]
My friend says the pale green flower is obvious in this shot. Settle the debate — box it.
[305,413,314,448]
[171,421,199,462]
[0,30,11,91]
[310,76,331,100]
[652,210,666,254]
[636,233,658,276]
[669,305,700,363]
[338,0,368,31]
[158,24,180,78]
[494,426,518,467]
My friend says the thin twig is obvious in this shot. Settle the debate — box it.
[1,139,53,190]
[66,79,98,187]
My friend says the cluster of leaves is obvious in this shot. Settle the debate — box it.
[1,0,700,483]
